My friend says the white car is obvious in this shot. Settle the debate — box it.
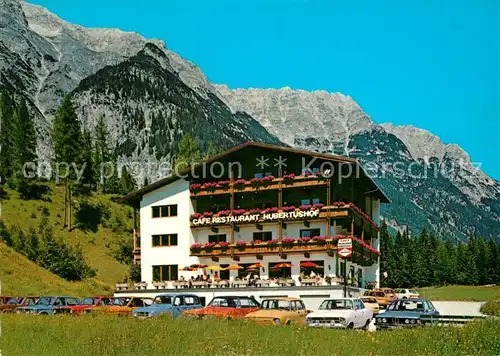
[306,298,373,329]
[394,288,420,299]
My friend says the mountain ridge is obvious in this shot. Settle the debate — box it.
[0,0,498,239]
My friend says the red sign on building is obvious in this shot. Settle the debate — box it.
[338,238,352,259]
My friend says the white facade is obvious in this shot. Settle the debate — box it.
[138,178,381,287]
[140,179,200,284]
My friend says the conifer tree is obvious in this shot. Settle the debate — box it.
[80,128,94,191]
[120,166,137,194]
[486,239,499,284]
[52,96,82,228]
[205,141,221,159]
[12,100,37,185]
[0,91,15,181]
[378,220,392,286]
[173,133,201,173]
[52,96,83,175]
[93,115,110,192]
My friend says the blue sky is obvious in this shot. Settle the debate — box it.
[31,0,500,179]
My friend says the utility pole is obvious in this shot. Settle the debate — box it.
[343,259,348,298]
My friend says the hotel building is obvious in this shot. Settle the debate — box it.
[117,142,389,305]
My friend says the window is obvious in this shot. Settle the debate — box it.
[208,234,227,243]
[152,265,178,281]
[302,167,320,175]
[254,172,272,178]
[153,296,172,305]
[268,262,292,279]
[253,231,273,241]
[184,296,199,306]
[294,301,305,310]
[319,299,353,310]
[301,198,320,205]
[209,297,230,307]
[152,204,177,218]
[152,234,178,247]
[355,300,365,309]
[300,229,321,238]
[132,299,148,307]
[237,297,259,308]
[255,201,273,209]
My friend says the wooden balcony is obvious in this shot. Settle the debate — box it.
[190,204,377,230]
[190,242,335,258]
[190,239,379,266]
[190,176,328,197]
[133,230,141,265]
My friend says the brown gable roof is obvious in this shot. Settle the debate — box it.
[117,141,390,205]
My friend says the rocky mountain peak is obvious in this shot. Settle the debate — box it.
[380,123,448,162]
[0,0,27,28]
[215,85,374,154]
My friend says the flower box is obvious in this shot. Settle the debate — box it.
[190,213,202,220]
[233,179,247,189]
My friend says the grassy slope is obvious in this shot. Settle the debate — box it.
[0,243,110,296]
[0,183,131,296]
[417,285,500,301]
[2,315,499,356]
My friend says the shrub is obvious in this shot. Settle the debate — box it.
[74,200,110,233]
[0,220,13,246]
[37,226,96,281]
[113,237,133,265]
[129,263,141,282]
[480,300,500,316]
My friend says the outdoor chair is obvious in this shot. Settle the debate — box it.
[134,282,148,290]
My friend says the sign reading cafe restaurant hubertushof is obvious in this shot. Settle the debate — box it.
[191,209,321,226]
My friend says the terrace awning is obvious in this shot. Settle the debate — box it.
[299,262,319,268]
[274,263,293,268]
[206,265,224,271]
[247,263,264,270]
[224,265,243,270]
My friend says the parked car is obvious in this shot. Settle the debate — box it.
[363,290,391,309]
[97,297,153,316]
[56,296,116,315]
[306,298,373,329]
[16,296,80,315]
[132,294,202,318]
[183,296,260,320]
[359,296,380,315]
[375,298,439,329]
[376,288,397,301]
[245,298,310,326]
[0,296,13,304]
[394,288,420,299]
[0,297,38,313]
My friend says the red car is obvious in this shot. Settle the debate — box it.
[0,296,39,313]
[56,296,117,315]
[183,296,260,320]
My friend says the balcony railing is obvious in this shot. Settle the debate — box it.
[189,174,328,197]
[189,235,380,266]
[191,202,378,230]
